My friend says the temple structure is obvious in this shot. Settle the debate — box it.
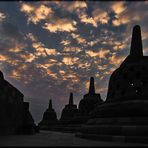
[59,77,104,132]
[38,99,58,130]
[59,93,78,124]
[76,25,148,143]
[0,71,36,135]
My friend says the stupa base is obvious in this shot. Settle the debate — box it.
[75,100,148,143]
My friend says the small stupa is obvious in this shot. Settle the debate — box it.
[78,77,103,115]
[38,99,58,130]
[60,93,78,124]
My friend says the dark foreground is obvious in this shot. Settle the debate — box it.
[0,130,147,146]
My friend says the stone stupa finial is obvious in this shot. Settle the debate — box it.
[69,92,73,105]
[48,99,52,109]
[130,25,143,57]
[88,77,95,95]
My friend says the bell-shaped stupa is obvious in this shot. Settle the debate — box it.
[38,99,58,130]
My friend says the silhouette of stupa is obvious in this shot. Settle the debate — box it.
[60,93,78,124]
[65,77,104,126]
[38,99,58,130]
[0,71,36,135]
[76,25,148,143]
[78,77,103,114]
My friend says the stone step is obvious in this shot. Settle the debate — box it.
[79,125,148,136]
[86,117,148,125]
[75,132,148,144]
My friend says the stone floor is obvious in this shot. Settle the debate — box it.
[0,130,147,146]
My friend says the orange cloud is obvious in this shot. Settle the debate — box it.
[87,39,100,47]
[62,57,79,65]
[20,53,36,63]
[111,2,129,27]
[0,12,6,22]
[20,3,53,24]
[86,49,110,58]
[43,18,77,33]
[0,55,8,61]
[26,33,37,42]
[63,47,81,53]
[92,8,110,25]
[55,1,87,12]
[45,48,59,55]
[71,33,86,44]
[9,43,26,53]
[112,15,129,26]
[111,2,126,15]
[109,54,126,65]
[60,40,71,46]
[9,70,22,81]
[79,13,97,27]
[32,42,47,57]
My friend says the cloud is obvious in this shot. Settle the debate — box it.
[109,53,126,65]
[86,49,110,58]
[45,48,59,55]
[78,13,97,27]
[111,2,126,15]
[111,2,148,27]
[20,53,36,63]
[20,3,53,24]
[54,1,87,13]
[62,57,79,66]
[32,42,47,57]
[43,18,77,33]
[63,46,81,53]
[92,8,110,25]
[26,33,37,42]
[9,70,22,80]
[0,54,9,61]
[27,33,60,57]
[71,33,87,44]
[60,40,71,46]
[0,12,6,22]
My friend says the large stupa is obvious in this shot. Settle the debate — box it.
[76,25,148,143]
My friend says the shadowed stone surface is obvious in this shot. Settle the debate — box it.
[0,130,145,146]
[0,71,36,135]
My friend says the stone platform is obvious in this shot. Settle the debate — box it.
[90,100,148,118]
[75,100,148,143]
[76,133,148,144]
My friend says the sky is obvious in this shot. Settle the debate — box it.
[0,1,148,124]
